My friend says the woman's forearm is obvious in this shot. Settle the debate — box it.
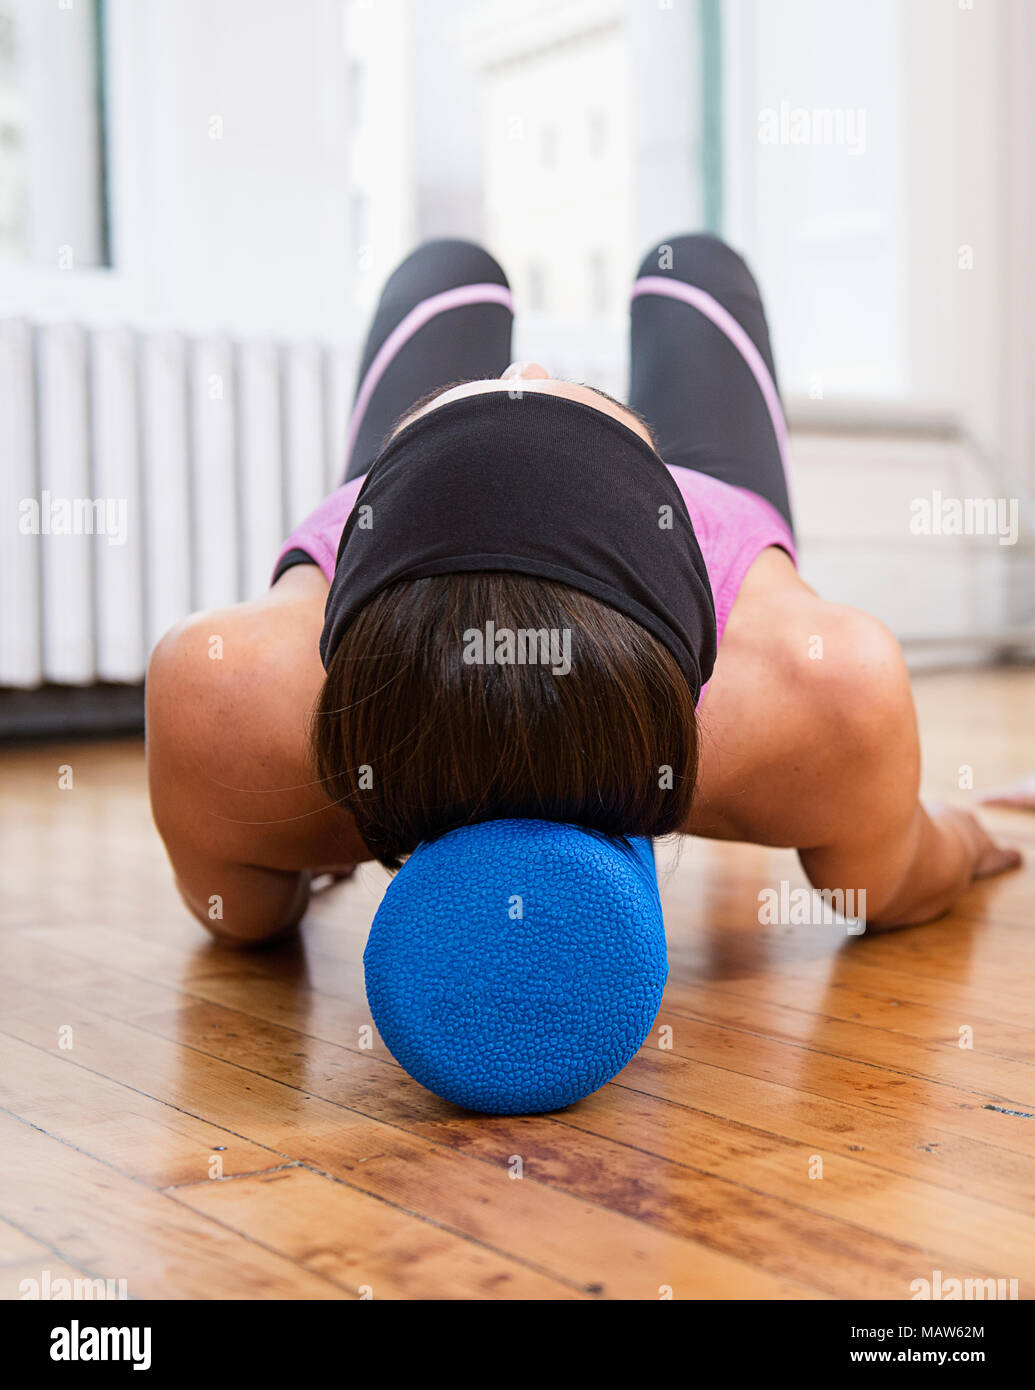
[800,805,982,933]
[803,804,1014,932]
[173,859,312,947]
[861,809,974,928]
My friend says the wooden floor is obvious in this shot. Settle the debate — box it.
[2,667,1034,1301]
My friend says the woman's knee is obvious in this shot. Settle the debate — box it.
[384,238,509,299]
[634,232,760,298]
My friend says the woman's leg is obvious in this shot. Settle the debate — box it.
[344,239,514,480]
[628,232,794,533]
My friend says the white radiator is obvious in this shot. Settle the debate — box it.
[0,319,359,688]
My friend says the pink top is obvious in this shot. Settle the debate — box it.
[273,466,796,674]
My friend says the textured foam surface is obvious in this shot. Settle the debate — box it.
[364,820,667,1114]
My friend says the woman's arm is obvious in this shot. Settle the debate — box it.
[170,844,312,949]
[146,584,370,947]
[796,616,1020,929]
[802,802,1020,930]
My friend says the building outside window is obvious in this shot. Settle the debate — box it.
[0,0,109,270]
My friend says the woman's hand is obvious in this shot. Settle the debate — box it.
[308,865,358,894]
[980,774,1035,811]
[933,806,1022,882]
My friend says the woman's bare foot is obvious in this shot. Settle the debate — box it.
[309,865,358,894]
[980,775,1035,811]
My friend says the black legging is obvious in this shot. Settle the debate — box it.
[344,232,794,533]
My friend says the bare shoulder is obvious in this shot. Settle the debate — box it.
[148,609,297,787]
[147,569,328,745]
[719,547,914,736]
[694,569,919,844]
[146,572,331,862]
[781,599,914,741]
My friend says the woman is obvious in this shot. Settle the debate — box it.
[147,234,1020,945]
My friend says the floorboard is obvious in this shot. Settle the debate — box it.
[1,667,1033,1299]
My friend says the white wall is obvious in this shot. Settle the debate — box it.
[461,0,631,327]
[0,0,355,340]
[723,0,1034,456]
[10,0,107,269]
[2,0,1030,660]
[723,0,908,401]
[721,0,1034,648]
[346,0,415,316]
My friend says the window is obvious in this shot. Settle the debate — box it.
[527,261,548,313]
[539,123,557,169]
[0,0,109,269]
[588,250,608,316]
[350,0,715,361]
[351,190,370,262]
[588,109,606,159]
[349,58,366,133]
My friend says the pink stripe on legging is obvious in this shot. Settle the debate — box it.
[631,275,793,506]
[345,281,515,470]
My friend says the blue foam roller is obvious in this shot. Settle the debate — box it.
[363,819,667,1114]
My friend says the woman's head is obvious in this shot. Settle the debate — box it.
[312,369,716,868]
[311,570,699,869]
[394,361,660,449]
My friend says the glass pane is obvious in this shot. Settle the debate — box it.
[345,0,712,392]
[0,0,109,269]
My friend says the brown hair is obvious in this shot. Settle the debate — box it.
[311,573,698,869]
